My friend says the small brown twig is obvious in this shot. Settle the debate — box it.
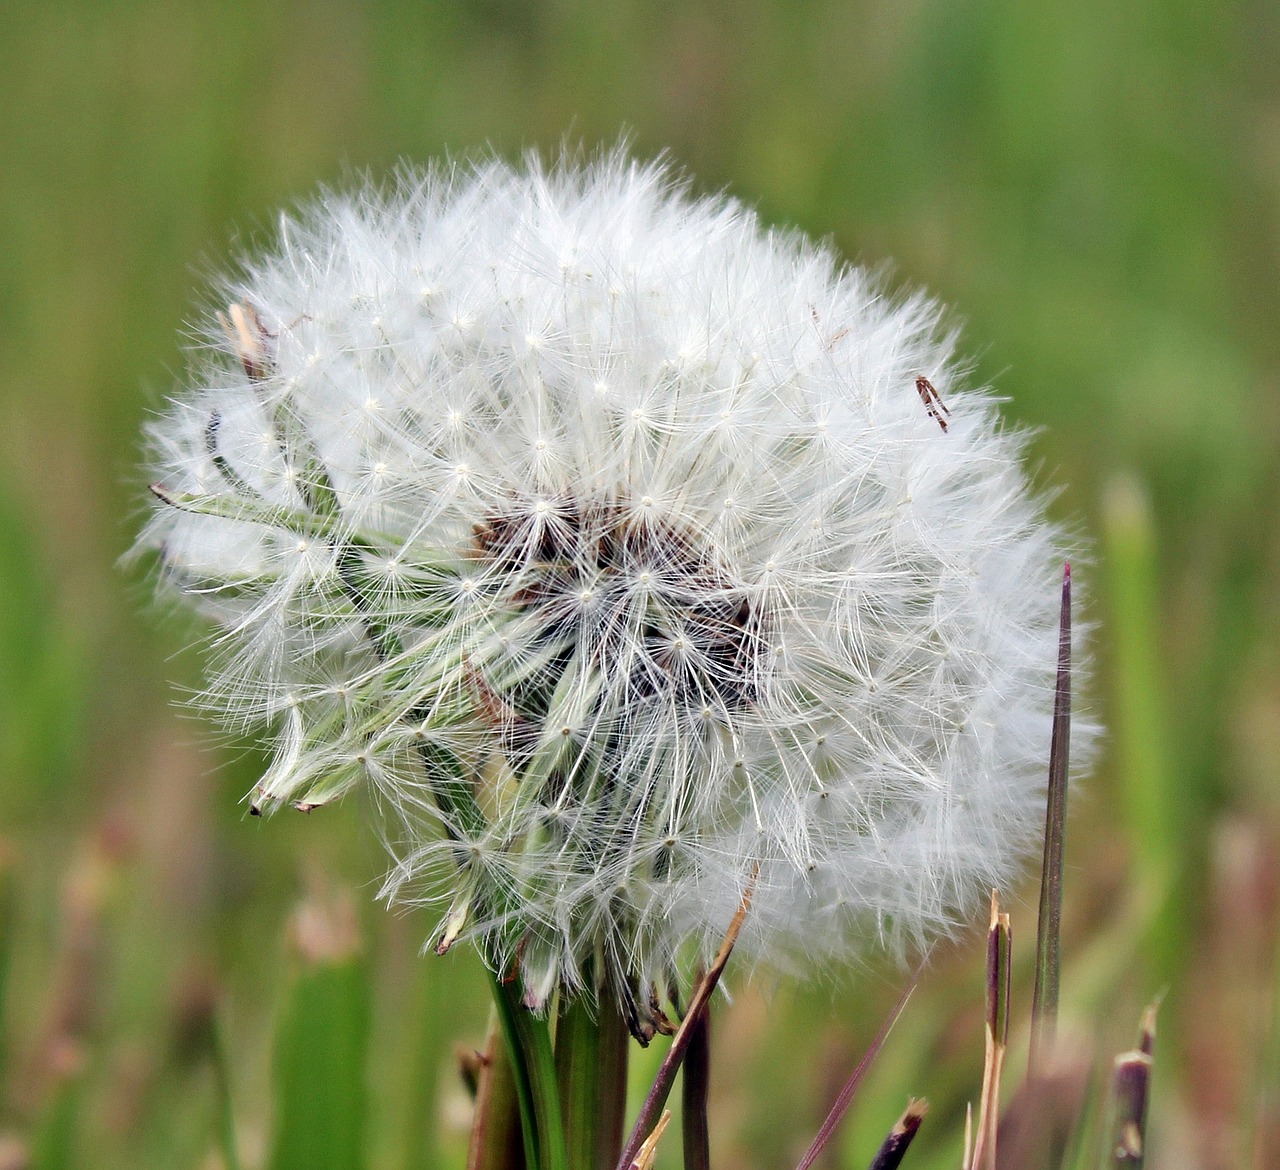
[615,877,755,1170]
[970,891,1011,1170]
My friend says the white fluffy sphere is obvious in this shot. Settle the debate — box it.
[138,151,1081,1020]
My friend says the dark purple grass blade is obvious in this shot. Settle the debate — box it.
[867,1100,928,1170]
[615,882,753,1170]
[681,998,711,1170]
[1031,563,1072,1075]
[1105,1053,1152,1167]
[1100,1002,1158,1169]
[793,964,923,1170]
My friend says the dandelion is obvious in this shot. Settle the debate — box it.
[136,150,1080,1029]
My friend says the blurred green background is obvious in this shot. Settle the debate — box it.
[1,1,1278,1167]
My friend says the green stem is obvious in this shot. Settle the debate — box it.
[1102,477,1182,978]
[211,1014,243,1170]
[1030,565,1071,1075]
[488,968,569,1170]
[468,1013,526,1170]
[556,992,630,1170]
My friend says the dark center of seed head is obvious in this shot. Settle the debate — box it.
[472,497,762,710]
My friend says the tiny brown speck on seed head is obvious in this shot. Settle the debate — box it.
[217,302,273,382]
[915,375,950,431]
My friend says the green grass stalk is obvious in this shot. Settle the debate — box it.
[268,901,370,1170]
[211,1014,242,1170]
[1031,563,1073,1075]
[1101,477,1182,978]
[488,968,568,1170]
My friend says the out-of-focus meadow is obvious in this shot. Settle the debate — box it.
[1,2,1277,1167]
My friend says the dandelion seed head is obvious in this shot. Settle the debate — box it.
[135,149,1091,1012]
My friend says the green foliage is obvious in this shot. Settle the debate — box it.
[1101,478,1185,982]
[0,489,81,819]
[268,944,371,1170]
[28,1074,86,1170]
[0,854,14,1088]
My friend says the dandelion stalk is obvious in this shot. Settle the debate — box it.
[555,985,629,1170]
[488,969,568,1170]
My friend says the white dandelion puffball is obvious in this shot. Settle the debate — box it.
[138,151,1079,1019]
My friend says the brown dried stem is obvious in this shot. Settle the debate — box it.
[614,879,754,1170]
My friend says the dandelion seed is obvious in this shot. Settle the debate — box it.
[134,149,1090,1011]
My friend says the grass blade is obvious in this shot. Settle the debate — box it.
[681,996,711,1170]
[1254,928,1280,1168]
[30,837,112,1170]
[269,892,370,1170]
[1101,477,1182,978]
[211,1011,243,1170]
[794,964,923,1170]
[628,1111,672,1170]
[468,1013,526,1170]
[28,1059,86,1170]
[1031,562,1072,1075]
[996,1044,1090,1170]
[0,843,15,1088]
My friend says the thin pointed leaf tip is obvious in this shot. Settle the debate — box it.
[135,147,1092,1011]
[1031,560,1073,1074]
